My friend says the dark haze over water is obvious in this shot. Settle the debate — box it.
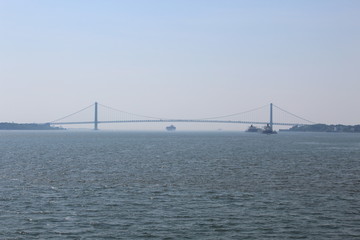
[0,131,360,239]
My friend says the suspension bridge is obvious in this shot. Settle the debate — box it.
[48,102,315,131]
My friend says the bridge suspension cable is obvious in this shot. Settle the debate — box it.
[273,104,316,124]
[196,104,269,120]
[99,103,269,121]
[98,103,164,120]
[49,103,94,123]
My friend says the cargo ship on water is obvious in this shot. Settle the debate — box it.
[246,124,277,134]
[166,125,176,131]
[246,125,261,132]
[262,124,277,134]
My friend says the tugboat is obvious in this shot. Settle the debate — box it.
[262,124,277,134]
[246,125,261,132]
[166,125,176,131]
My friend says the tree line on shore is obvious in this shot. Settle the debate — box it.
[288,124,360,133]
[0,122,64,130]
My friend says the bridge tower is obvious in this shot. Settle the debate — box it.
[94,102,98,130]
[270,103,273,131]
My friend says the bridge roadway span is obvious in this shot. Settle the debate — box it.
[50,119,303,126]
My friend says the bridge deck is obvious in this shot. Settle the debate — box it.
[50,119,305,126]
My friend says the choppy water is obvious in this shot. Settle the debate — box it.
[0,131,360,239]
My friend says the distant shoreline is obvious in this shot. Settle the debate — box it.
[1,122,359,133]
[0,122,65,130]
[283,124,360,133]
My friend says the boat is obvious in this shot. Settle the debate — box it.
[246,125,261,132]
[166,125,176,131]
[262,124,277,134]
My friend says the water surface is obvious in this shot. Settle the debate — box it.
[0,131,359,239]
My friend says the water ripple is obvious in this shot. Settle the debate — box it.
[0,131,359,239]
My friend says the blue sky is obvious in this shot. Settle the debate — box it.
[1,0,359,129]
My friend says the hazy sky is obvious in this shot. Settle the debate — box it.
[1,0,359,129]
